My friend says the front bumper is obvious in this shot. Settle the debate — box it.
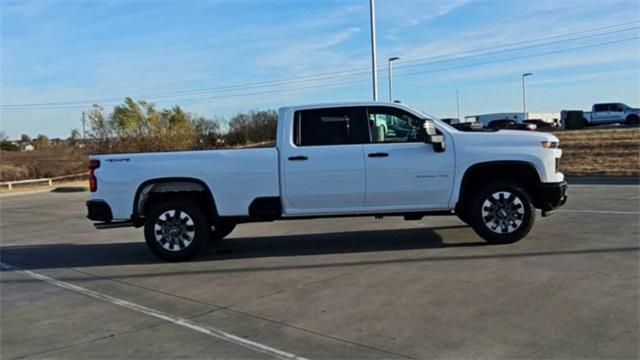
[86,200,113,222]
[536,180,568,213]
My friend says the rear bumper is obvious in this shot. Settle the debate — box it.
[537,180,568,212]
[86,200,113,222]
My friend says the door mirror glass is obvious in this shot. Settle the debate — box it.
[423,120,446,152]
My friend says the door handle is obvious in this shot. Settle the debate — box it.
[288,155,308,161]
[368,152,389,158]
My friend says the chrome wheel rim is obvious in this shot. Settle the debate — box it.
[154,210,195,251]
[481,191,525,234]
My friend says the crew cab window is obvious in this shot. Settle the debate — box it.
[611,104,625,112]
[294,107,368,146]
[594,104,607,112]
[367,107,425,143]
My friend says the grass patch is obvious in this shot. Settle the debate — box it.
[1,128,638,181]
[0,148,87,181]
[553,127,640,176]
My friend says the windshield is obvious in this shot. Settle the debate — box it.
[401,104,459,132]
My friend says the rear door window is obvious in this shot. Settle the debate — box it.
[294,107,368,146]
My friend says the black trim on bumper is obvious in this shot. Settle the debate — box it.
[86,200,113,222]
[537,180,568,212]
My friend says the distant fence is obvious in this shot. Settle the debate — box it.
[0,172,88,190]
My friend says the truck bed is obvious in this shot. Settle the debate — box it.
[92,148,280,219]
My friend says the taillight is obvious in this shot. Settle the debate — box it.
[88,160,100,192]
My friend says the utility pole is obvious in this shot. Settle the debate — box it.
[369,0,378,101]
[456,89,461,120]
[81,111,86,140]
[388,57,400,101]
[522,73,533,120]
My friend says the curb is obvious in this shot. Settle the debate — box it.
[0,184,88,198]
[566,176,640,185]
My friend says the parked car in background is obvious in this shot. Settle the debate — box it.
[488,119,537,131]
[523,119,558,130]
[451,121,484,131]
[583,103,640,126]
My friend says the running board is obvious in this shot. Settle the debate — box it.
[94,221,134,229]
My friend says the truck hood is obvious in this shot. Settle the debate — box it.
[456,129,559,147]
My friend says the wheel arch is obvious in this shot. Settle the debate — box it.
[456,161,543,213]
[131,177,218,225]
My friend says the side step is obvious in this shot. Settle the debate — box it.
[94,221,134,229]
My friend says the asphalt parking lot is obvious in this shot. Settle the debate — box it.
[1,184,639,359]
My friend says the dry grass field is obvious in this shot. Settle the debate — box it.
[553,127,640,176]
[0,147,87,182]
[1,127,638,183]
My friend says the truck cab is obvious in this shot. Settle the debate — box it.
[586,103,640,125]
[279,104,455,215]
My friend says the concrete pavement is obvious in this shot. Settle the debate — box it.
[1,184,638,359]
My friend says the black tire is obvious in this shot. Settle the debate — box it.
[625,114,639,125]
[469,182,535,244]
[209,222,236,242]
[144,198,208,261]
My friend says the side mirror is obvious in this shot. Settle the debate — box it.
[423,120,446,152]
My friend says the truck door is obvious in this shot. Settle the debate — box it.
[363,106,454,209]
[281,107,369,215]
[610,104,626,123]
[592,104,610,124]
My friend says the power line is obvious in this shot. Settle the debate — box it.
[6,36,637,111]
[2,20,638,109]
[395,37,640,79]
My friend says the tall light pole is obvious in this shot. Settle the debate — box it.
[388,57,400,101]
[522,72,533,120]
[369,0,379,101]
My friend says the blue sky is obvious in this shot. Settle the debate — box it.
[1,0,639,138]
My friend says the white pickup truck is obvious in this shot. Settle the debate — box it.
[583,103,640,125]
[87,102,567,261]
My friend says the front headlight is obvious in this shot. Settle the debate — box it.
[541,140,559,148]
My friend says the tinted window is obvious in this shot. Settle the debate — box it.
[611,104,624,112]
[594,104,607,112]
[294,107,368,146]
[367,107,425,143]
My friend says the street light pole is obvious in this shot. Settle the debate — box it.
[369,0,378,101]
[522,72,533,120]
[388,57,400,101]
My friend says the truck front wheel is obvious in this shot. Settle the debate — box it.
[626,114,639,125]
[144,198,207,261]
[469,182,535,244]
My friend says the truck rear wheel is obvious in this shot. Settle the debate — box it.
[209,222,236,242]
[144,198,207,261]
[469,182,535,244]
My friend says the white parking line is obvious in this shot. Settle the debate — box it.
[0,262,307,360]
[556,209,640,215]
